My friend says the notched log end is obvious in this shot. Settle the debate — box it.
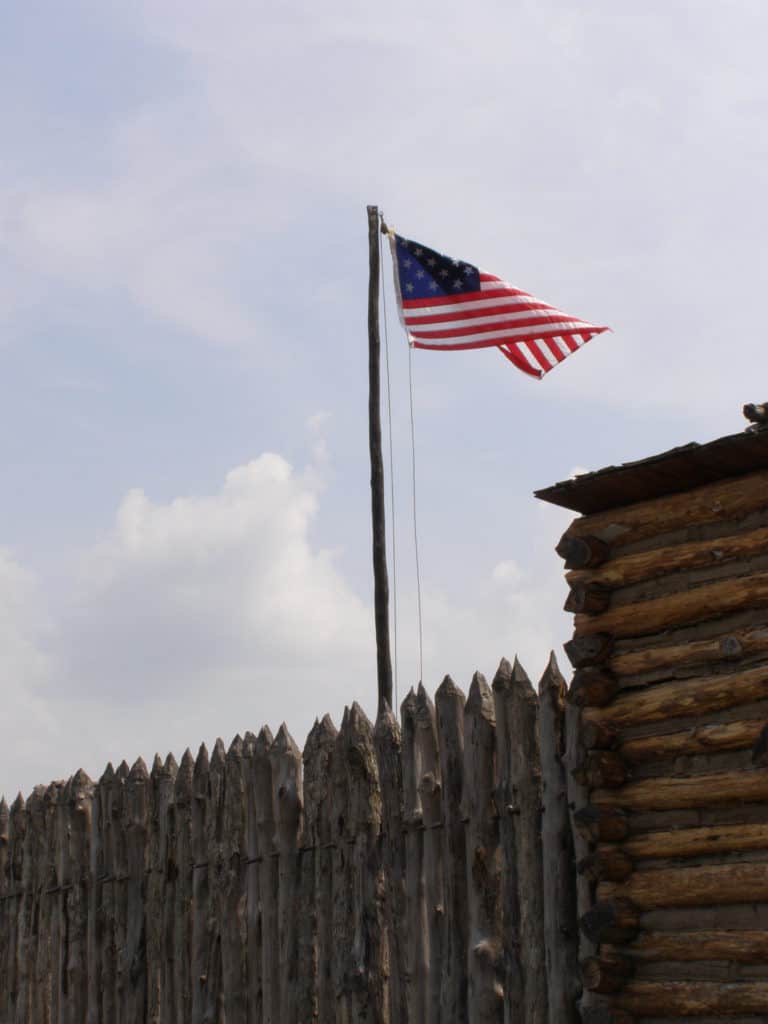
[580,898,640,945]
[556,533,610,569]
[752,722,768,766]
[581,953,634,994]
[565,582,611,615]
[569,668,618,708]
[574,805,629,843]
[564,633,614,668]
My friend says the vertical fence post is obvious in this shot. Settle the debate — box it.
[435,675,468,1022]
[402,688,429,1021]
[0,796,9,1022]
[463,673,503,1023]
[538,654,579,1023]
[172,750,194,1024]
[191,744,210,1024]
[62,770,94,1024]
[255,727,279,1024]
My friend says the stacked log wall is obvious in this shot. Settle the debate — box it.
[559,466,768,1022]
[0,660,579,1024]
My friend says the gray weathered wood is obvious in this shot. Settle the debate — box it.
[494,657,547,1024]
[374,703,408,1024]
[464,672,504,1023]
[223,736,248,1023]
[538,653,579,1023]
[173,749,194,1024]
[271,724,303,1023]
[401,687,429,1022]
[254,727,279,1024]
[435,675,468,1022]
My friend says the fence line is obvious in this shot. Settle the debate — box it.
[0,656,578,1024]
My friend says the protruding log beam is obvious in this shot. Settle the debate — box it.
[578,848,634,883]
[575,570,768,639]
[625,929,768,963]
[583,663,768,730]
[569,669,618,709]
[579,899,640,945]
[571,751,627,790]
[565,583,611,616]
[556,534,610,569]
[752,722,768,766]
[581,953,634,994]
[567,524,768,591]
[609,625,768,677]
[618,821,768,861]
[621,718,765,764]
[598,861,768,910]
[562,467,768,547]
[581,720,619,751]
[564,633,613,669]
[614,980,768,1016]
[592,767,768,813]
[573,806,629,844]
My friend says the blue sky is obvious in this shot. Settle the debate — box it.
[2,0,767,797]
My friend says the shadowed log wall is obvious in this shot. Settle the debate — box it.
[559,466,768,1023]
[0,660,578,1024]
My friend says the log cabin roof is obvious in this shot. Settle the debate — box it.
[535,427,768,515]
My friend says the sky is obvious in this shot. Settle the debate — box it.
[2,0,767,799]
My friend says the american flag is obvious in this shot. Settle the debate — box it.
[389,232,608,379]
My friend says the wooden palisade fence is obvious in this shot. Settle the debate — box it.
[540,424,768,1022]
[0,658,580,1024]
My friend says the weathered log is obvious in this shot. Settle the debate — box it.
[614,980,768,1016]
[202,738,226,1022]
[598,861,768,909]
[592,767,768,812]
[562,467,768,547]
[571,751,627,790]
[575,570,768,639]
[619,821,768,860]
[147,753,176,1024]
[624,929,768,963]
[583,663,768,730]
[435,676,468,1024]
[581,953,634,994]
[573,807,629,844]
[415,683,443,1024]
[580,1010,635,1024]
[373,704,408,1024]
[173,749,195,1024]
[753,722,768,765]
[537,653,579,1024]
[493,657,547,1024]
[270,725,303,1024]
[254,728,279,1024]
[564,634,614,669]
[610,624,768,678]
[463,672,504,1023]
[556,534,610,569]
[401,688,429,1023]
[565,583,611,615]
[580,720,619,751]
[62,770,94,1024]
[568,524,768,590]
[568,669,618,709]
[303,714,337,1024]
[579,899,640,945]
[621,718,765,763]
[578,848,634,883]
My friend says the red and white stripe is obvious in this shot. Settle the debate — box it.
[402,273,607,379]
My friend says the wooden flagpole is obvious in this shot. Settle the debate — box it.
[367,204,393,713]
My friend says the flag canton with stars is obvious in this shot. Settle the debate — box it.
[394,235,480,299]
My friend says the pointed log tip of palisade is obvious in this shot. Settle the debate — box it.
[538,649,566,694]
[175,749,194,798]
[436,673,464,701]
[347,701,374,741]
[415,683,435,724]
[211,737,227,768]
[11,791,25,813]
[227,733,244,760]
[466,671,494,720]
[150,753,163,776]
[0,795,8,820]
[99,762,115,786]
[255,725,274,755]
[164,751,178,775]
[116,759,130,780]
[129,757,149,782]
[70,767,93,792]
[194,743,210,776]
[400,687,417,719]
[243,730,257,755]
[272,722,301,758]
[491,655,513,689]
